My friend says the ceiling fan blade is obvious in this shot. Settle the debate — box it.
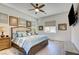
[39,4,45,8]
[28,9,35,11]
[40,10,45,12]
[40,10,47,14]
[30,3,36,8]
[36,3,38,7]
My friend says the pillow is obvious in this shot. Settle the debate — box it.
[16,32,27,37]
[22,32,27,37]
[16,32,22,37]
[27,32,32,36]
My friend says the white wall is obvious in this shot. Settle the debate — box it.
[71,4,79,51]
[0,4,36,20]
[38,12,71,41]
[71,22,79,51]
[0,4,37,36]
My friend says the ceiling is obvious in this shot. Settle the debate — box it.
[2,3,72,19]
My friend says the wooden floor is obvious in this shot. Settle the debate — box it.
[0,40,65,55]
[36,40,65,55]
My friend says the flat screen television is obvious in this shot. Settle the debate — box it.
[68,4,78,26]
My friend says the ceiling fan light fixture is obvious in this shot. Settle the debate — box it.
[35,8,39,12]
[29,3,46,14]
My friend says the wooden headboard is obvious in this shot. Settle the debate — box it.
[11,26,30,39]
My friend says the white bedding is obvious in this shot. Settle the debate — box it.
[12,35,48,54]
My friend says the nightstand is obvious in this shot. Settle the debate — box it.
[0,37,11,51]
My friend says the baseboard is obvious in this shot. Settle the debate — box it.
[48,39,64,42]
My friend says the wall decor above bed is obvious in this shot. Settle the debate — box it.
[26,21,31,28]
[39,26,43,31]
[9,16,18,26]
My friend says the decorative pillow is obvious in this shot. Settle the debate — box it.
[27,32,32,36]
[16,32,27,37]
[22,32,27,37]
[16,32,22,37]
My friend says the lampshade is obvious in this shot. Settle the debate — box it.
[0,27,4,32]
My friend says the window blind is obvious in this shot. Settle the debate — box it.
[45,21,56,26]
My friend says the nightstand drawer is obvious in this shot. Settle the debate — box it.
[0,42,9,46]
[0,40,9,43]
[0,37,11,51]
[0,45,9,50]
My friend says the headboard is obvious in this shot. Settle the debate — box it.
[11,26,30,39]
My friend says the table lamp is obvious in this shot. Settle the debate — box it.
[0,27,5,38]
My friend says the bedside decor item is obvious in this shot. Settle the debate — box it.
[1,32,5,38]
[26,21,31,27]
[6,35,9,37]
[39,26,43,30]
[0,27,5,38]
[9,16,18,26]
[58,23,67,30]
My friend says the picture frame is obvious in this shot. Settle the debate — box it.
[26,21,31,27]
[58,23,67,30]
[39,26,43,30]
[9,16,18,26]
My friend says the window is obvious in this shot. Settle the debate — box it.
[44,26,56,33]
[44,21,56,33]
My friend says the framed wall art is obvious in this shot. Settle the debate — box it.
[58,23,67,31]
[9,16,18,26]
[26,21,31,27]
[39,26,43,30]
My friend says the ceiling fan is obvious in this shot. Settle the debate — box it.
[29,3,46,14]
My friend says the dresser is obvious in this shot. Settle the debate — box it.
[0,37,11,51]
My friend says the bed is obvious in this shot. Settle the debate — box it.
[11,27,48,55]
